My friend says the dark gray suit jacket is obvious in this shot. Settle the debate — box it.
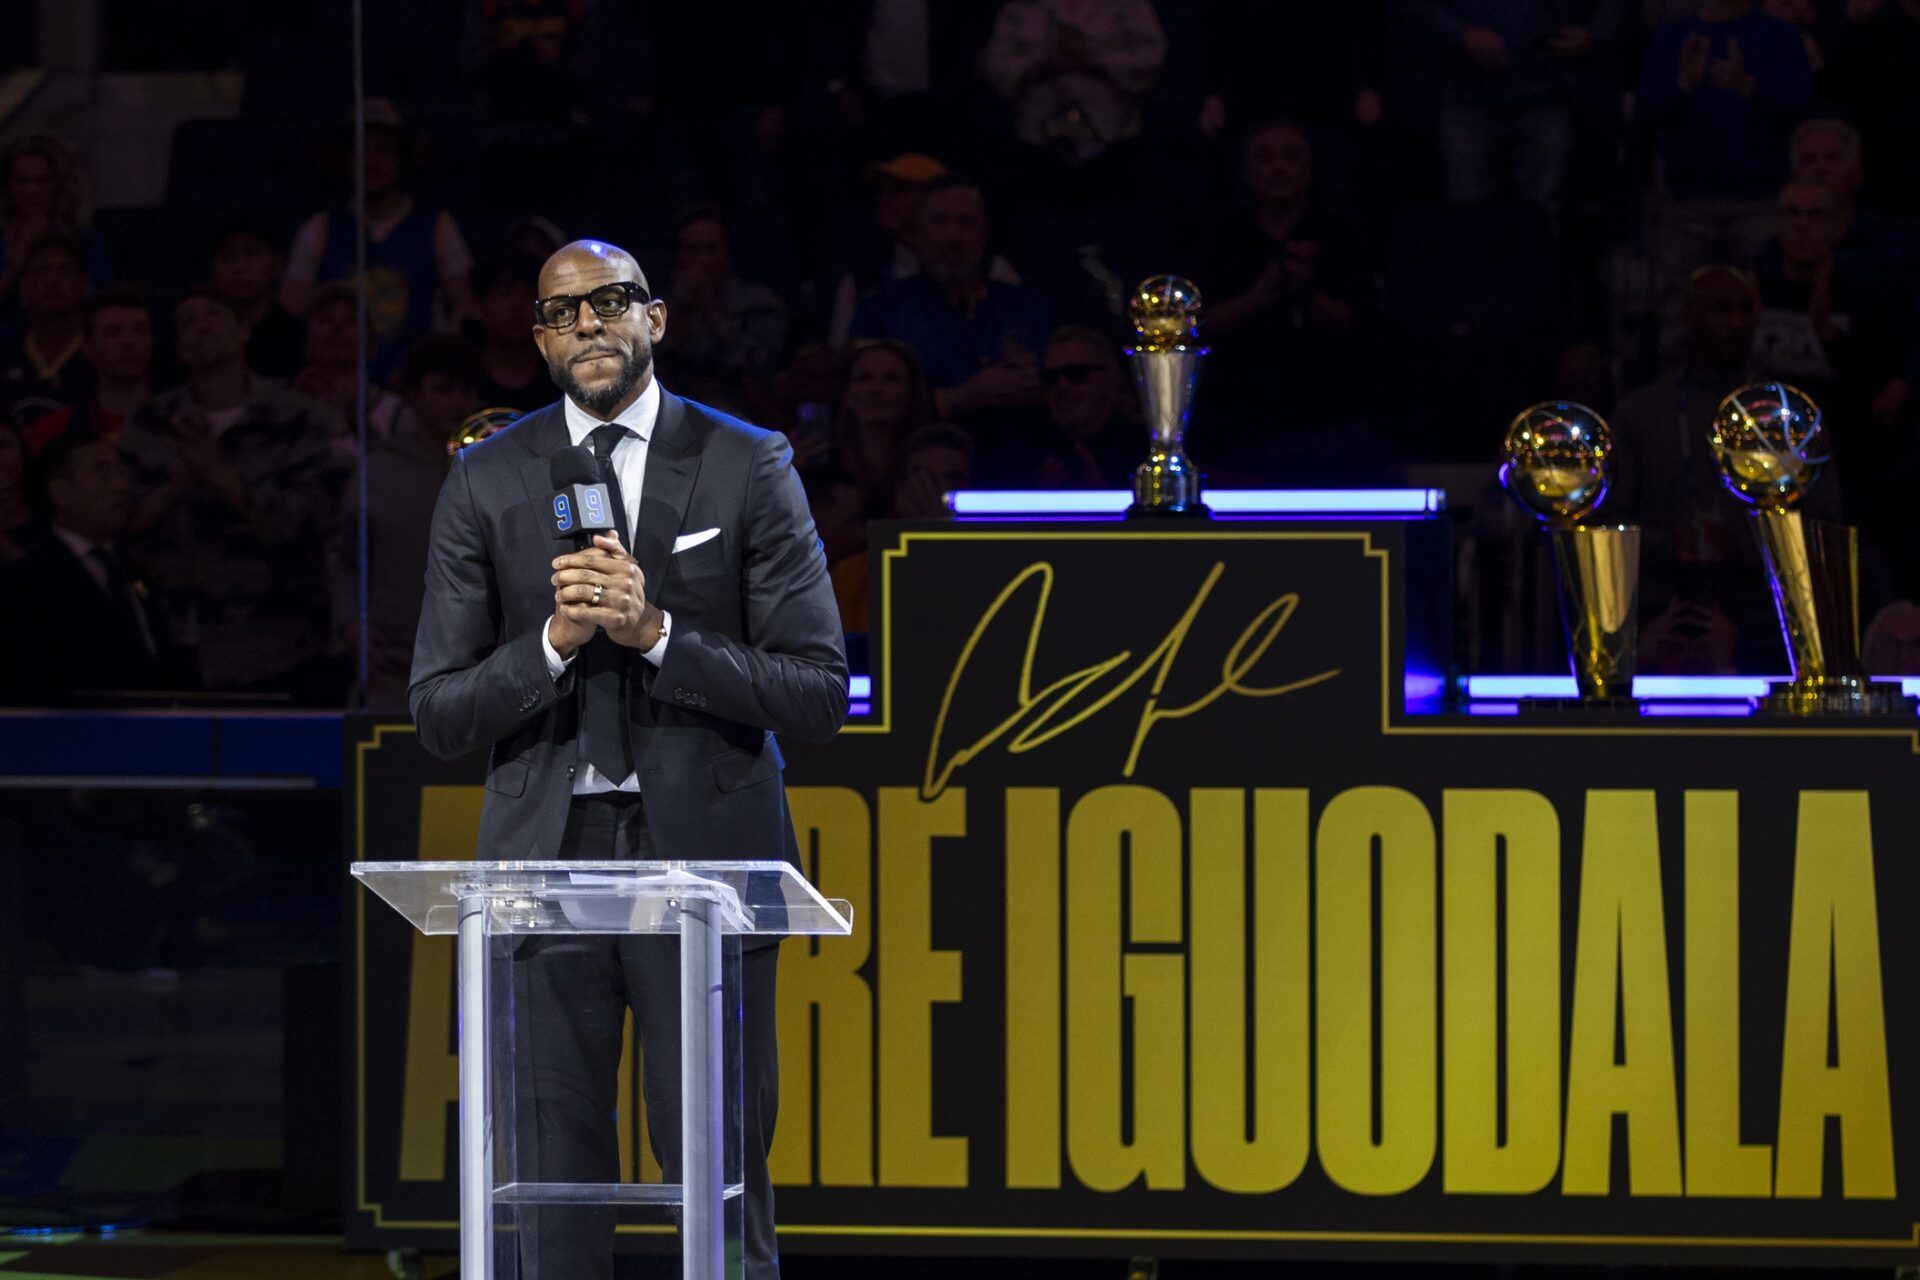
[409,389,847,868]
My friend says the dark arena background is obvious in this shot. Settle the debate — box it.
[3,2,1920,1279]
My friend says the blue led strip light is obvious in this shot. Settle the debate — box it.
[1466,675,1920,700]
[945,489,1445,516]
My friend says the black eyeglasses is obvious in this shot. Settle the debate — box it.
[533,281,652,331]
[1040,363,1100,388]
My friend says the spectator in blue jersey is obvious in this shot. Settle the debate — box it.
[278,101,475,381]
[1636,0,1812,362]
[851,175,1050,440]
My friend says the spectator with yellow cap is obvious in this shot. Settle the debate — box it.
[827,152,1022,348]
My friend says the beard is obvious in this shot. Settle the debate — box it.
[550,339,651,415]
[924,255,981,295]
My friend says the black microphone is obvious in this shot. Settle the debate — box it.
[549,445,618,549]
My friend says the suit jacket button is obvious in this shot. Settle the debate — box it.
[567,764,576,778]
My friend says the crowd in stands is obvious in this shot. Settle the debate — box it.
[2,0,1919,708]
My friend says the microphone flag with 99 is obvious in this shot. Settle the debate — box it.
[548,444,618,548]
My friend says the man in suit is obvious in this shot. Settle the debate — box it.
[0,430,167,705]
[409,239,847,1280]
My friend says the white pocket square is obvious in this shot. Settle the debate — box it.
[672,528,720,552]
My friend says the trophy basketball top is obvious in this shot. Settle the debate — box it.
[1127,275,1204,354]
[1499,401,1613,526]
[449,405,523,456]
[1708,381,1830,513]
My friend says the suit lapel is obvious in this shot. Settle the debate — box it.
[50,536,150,654]
[505,393,698,594]
[635,390,701,594]
[509,403,573,521]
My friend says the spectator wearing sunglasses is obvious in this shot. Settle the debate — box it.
[1019,325,1139,488]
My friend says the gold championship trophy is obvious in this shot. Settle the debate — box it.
[1708,382,1912,715]
[1500,402,1641,706]
[1125,275,1210,518]
[449,405,522,456]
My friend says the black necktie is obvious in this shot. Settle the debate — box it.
[590,423,634,549]
[88,545,156,658]
[579,424,635,780]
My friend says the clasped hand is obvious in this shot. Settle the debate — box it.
[548,533,664,657]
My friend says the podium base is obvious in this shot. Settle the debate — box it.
[1124,502,1212,519]
[1759,677,1916,717]
[1514,696,1642,723]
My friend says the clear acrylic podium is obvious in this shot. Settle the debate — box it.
[352,861,853,1280]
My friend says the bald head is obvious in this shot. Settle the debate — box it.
[532,239,666,420]
[539,239,649,299]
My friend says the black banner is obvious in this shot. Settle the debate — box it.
[349,522,1920,1263]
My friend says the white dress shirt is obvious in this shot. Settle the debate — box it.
[540,377,674,794]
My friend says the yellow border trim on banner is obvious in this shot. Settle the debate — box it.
[846,527,1920,750]
[352,525,1920,1243]
[354,722,411,1228]
[773,1222,1920,1249]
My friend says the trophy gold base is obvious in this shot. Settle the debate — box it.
[1758,677,1917,717]
[1127,450,1209,520]
[1125,501,1212,519]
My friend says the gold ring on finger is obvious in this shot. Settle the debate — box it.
[592,584,604,605]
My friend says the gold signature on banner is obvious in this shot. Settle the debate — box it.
[923,561,1341,798]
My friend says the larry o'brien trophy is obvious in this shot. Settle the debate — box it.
[1708,381,1911,715]
[1499,401,1641,706]
[1125,274,1210,517]
[448,405,522,456]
